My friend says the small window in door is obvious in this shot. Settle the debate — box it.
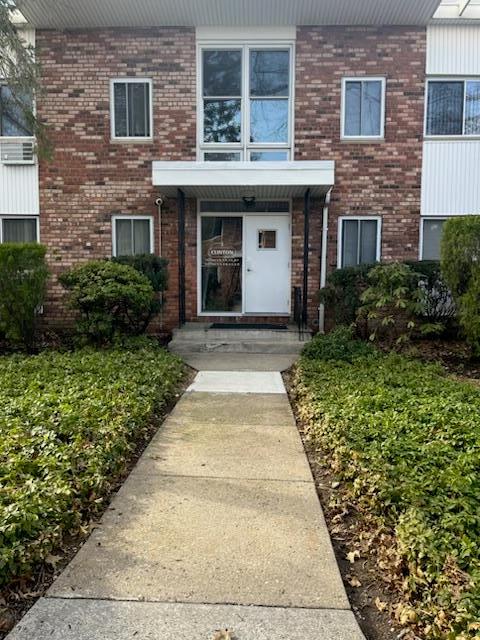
[258,229,277,249]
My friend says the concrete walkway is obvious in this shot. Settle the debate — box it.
[7,365,365,640]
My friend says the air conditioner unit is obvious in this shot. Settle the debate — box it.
[0,140,35,165]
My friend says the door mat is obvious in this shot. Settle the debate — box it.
[210,323,288,330]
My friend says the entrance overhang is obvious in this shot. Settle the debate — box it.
[152,161,335,199]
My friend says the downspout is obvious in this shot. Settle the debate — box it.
[319,187,333,334]
[155,196,164,256]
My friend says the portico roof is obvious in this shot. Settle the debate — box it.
[151,160,334,199]
[17,0,441,28]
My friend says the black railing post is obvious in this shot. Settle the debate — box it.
[302,188,311,330]
[177,188,186,326]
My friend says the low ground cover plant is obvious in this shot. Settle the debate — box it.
[295,328,480,639]
[0,340,184,584]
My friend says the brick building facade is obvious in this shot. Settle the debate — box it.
[32,24,426,333]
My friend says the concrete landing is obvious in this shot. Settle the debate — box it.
[7,599,365,640]
[7,369,365,640]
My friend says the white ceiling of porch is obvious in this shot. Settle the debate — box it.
[17,0,442,29]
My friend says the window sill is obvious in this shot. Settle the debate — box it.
[110,137,153,144]
[424,136,480,141]
[340,137,385,143]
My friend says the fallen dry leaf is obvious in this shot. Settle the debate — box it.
[213,629,235,640]
[346,550,360,564]
[349,576,362,588]
[375,597,388,612]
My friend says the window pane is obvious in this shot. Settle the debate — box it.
[250,99,288,143]
[133,219,151,254]
[250,151,288,161]
[344,81,362,136]
[258,230,276,249]
[115,219,132,256]
[361,81,382,136]
[465,81,480,135]
[426,82,464,136]
[359,220,378,264]
[128,82,150,137]
[2,218,37,243]
[114,83,128,137]
[341,220,359,267]
[201,216,242,312]
[204,152,241,161]
[204,99,241,143]
[250,50,289,97]
[423,219,445,260]
[203,50,242,97]
[0,86,33,137]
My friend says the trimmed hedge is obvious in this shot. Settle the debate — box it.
[296,331,480,638]
[0,341,184,584]
[0,243,48,352]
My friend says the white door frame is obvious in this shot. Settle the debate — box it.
[196,202,292,317]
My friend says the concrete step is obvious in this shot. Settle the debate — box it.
[169,339,306,355]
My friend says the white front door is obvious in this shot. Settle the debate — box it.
[244,215,291,314]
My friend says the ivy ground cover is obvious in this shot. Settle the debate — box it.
[295,331,480,639]
[0,341,184,585]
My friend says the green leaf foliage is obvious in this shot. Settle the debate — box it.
[318,263,373,326]
[0,243,48,352]
[302,325,375,362]
[112,254,168,293]
[295,331,480,638]
[60,260,158,344]
[0,341,184,584]
[441,217,480,355]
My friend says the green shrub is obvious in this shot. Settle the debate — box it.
[441,216,480,354]
[0,243,48,352]
[60,260,158,344]
[405,260,456,329]
[318,264,373,326]
[302,326,375,362]
[360,262,441,343]
[0,341,184,584]
[112,254,168,293]
[295,348,480,638]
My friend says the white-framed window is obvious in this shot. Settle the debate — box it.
[341,77,386,140]
[110,79,153,140]
[420,217,448,261]
[198,43,294,161]
[338,216,382,268]
[112,216,154,257]
[0,84,33,137]
[0,216,39,243]
[425,79,480,137]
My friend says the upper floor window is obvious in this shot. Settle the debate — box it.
[112,216,153,257]
[341,78,386,140]
[338,217,381,268]
[110,79,152,140]
[426,80,480,136]
[0,86,33,137]
[200,45,293,160]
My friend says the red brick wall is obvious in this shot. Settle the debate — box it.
[36,25,426,332]
[295,25,426,300]
[36,28,196,331]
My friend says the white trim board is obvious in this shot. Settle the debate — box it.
[196,26,296,41]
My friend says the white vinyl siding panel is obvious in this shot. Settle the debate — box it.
[0,163,39,215]
[421,140,480,215]
[427,25,480,76]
